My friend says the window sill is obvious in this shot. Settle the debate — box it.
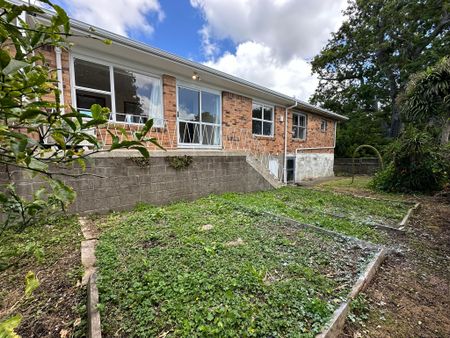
[177,144,223,150]
[252,134,275,140]
[292,138,307,142]
[108,121,165,129]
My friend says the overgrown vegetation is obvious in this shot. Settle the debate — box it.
[167,155,193,170]
[368,56,449,193]
[96,189,380,337]
[0,0,160,232]
[371,127,449,193]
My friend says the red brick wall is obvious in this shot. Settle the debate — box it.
[43,47,336,154]
[221,91,335,155]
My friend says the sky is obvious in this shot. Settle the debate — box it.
[50,0,348,101]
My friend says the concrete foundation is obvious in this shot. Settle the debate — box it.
[295,153,334,182]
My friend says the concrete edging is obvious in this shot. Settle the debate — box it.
[87,272,102,338]
[398,202,420,228]
[316,247,388,338]
[79,217,102,338]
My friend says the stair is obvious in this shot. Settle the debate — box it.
[246,155,285,189]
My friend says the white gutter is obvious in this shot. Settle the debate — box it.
[295,121,338,154]
[55,47,65,113]
[284,101,298,183]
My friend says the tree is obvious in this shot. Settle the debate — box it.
[0,0,161,231]
[400,56,450,144]
[311,0,450,145]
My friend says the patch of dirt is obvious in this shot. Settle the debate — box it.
[340,196,450,338]
[201,224,214,231]
[225,237,245,247]
[142,238,164,249]
[1,247,86,337]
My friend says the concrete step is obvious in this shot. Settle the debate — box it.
[246,155,285,189]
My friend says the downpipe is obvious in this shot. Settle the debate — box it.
[283,101,298,183]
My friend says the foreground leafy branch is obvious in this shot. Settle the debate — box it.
[0,0,162,231]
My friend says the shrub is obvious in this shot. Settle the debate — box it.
[371,127,449,193]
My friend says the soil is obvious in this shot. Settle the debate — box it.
[339,194,450,338]
[16,250,86,338]
[0,223,86,338]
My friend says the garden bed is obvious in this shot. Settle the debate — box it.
[95,194,381,337]
[0,217,86,337]
[217,186,411,242]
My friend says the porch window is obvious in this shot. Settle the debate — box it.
[292,112,307,140]
[177,86,221,146]
[72,57,163,127]
[252,103,274,136]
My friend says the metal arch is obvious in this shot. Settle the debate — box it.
[351,145,384,184]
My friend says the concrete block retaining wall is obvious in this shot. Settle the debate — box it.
[2,152,272,215]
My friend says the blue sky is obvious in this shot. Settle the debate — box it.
[51,0,347,100]
[128,1,206,61]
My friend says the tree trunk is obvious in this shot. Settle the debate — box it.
[441,118,450,144]
[388,75,401,138]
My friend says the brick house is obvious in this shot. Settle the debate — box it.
[38,12,347,186]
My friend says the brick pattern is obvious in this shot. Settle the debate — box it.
[6,156,272,214]
[221,91,335,155]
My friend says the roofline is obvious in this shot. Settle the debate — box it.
[25,1,348,121]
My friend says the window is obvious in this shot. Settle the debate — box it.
[72,57,163,127]
[177,86,221,146]
[74,59,112,114]
[252,103,273,136]
[321,119,328,132]
[292,112,307,139]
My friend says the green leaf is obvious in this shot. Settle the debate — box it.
[0,49,11,69]
[136,118,154,140]
[50,180,76,204]
[19,109,45,121]
[133,146,149,158]
[50,132,66,150]
[89,104,103,120]
[0,314,22,338]
[28,158,48,172]
[25,271,39,297]
[2,59,29,75]
[62,116,77,131]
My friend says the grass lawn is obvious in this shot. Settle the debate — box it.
[94,185,404,337]
[0,216,86,337]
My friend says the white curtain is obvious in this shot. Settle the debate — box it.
[148,77,164,127]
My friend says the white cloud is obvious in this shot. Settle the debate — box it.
[192,0,347,101]
[190,0,346,60]
[204,41,318,101]
[199,26,219,58]
[57,0,164,36]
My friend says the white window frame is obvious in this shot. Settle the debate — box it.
[69,53,164,127]
[176,83,222,149]
[252,102,274,137]
[292,112,307,140]
[320,119,328,132]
